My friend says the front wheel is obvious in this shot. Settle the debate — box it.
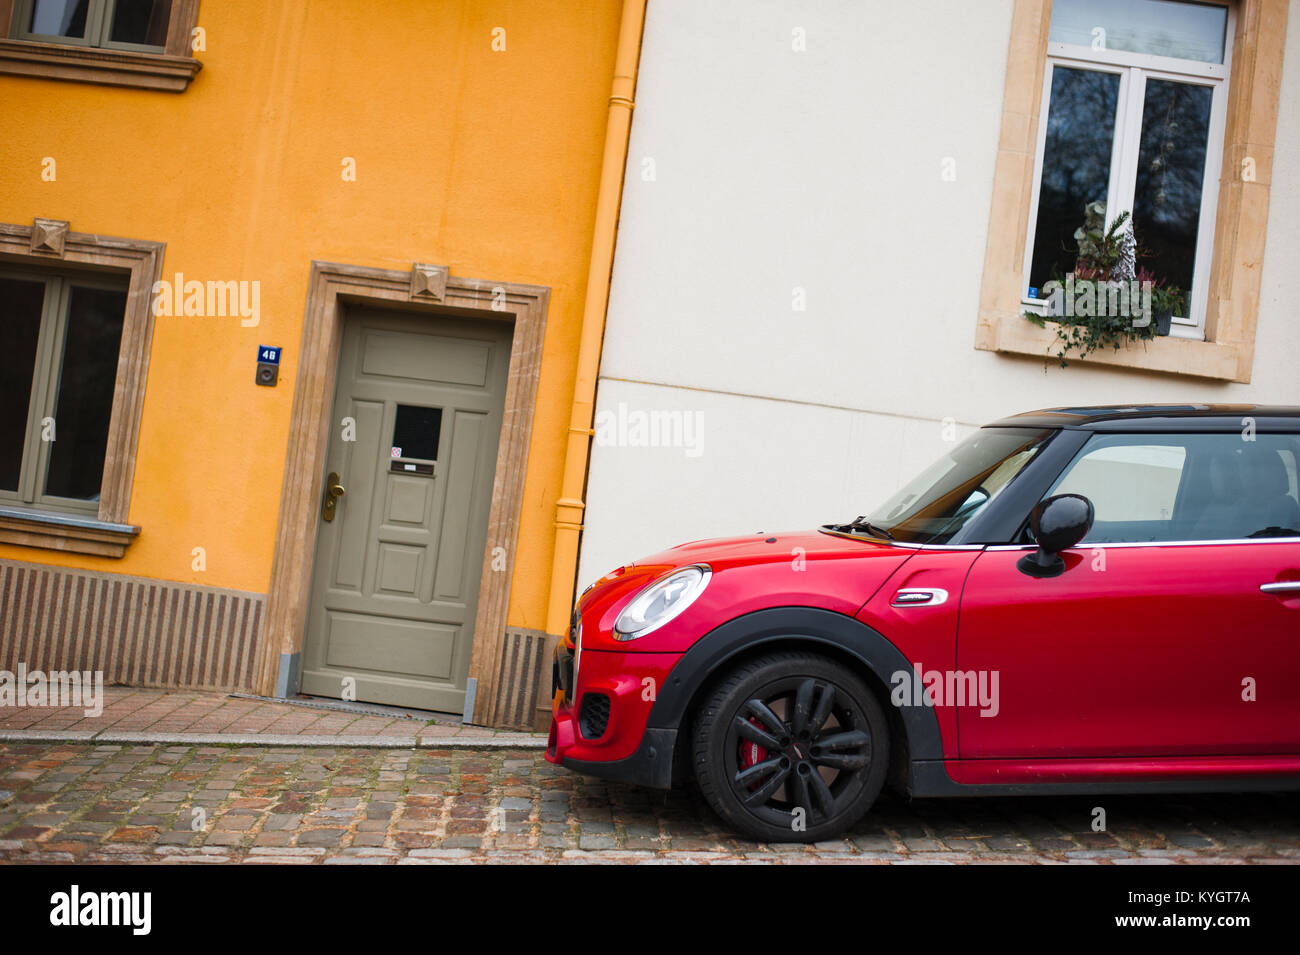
[691,651,889,843]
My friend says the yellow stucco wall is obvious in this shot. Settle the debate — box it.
[0,0,621,632]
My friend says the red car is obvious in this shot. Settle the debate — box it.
[547,405,1300,842]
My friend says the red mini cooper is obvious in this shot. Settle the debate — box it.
[547,405,1300,842]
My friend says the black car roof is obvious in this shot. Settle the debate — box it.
[987,404,1300,433]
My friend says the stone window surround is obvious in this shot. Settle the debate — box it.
[0,0,201,92]
[258,261,550,727]
[0,218,162,558]
[975,0,1288,383]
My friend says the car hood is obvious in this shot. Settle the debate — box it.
[576,528,917,653]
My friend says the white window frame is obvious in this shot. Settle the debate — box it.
[1021,1,1235,341]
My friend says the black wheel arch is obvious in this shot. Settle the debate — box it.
[651,606,944,786]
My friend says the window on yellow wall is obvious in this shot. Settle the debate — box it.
[13,0,171,53]
[0,270,127,516]
[1022,0,1232,340]
[0,0,201,92]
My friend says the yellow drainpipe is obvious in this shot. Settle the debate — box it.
[545,0,647,637]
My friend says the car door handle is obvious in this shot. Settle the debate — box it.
[1260,581,1300,595]
[892,588,949,607]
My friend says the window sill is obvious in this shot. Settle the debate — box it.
[0,38,201,91]
[978,318,1246,382]
[0,505,140,558]
[1020,299,1204,340]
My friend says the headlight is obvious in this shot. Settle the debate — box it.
[614,564,711,641]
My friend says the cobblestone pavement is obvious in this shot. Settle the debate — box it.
[0,687,543,745]
[1,742,1297,864]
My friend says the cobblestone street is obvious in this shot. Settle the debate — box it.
[2,742,1298,864]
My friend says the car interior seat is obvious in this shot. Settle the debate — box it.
[1238,447,1300,536]
[1189,451,1246,540]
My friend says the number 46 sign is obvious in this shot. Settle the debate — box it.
[255,345,282,387]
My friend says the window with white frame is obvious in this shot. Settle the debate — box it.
[1023,0,1232,339]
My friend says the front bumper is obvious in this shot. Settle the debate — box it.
[546,637,682,790]
[560,727,679,789]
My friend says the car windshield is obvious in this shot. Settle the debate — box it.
[838,427,1053,545]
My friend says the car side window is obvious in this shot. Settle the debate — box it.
[1279,449,1300,500]
[1043,432,1300,544]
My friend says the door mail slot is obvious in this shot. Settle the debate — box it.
[390,461,436,476]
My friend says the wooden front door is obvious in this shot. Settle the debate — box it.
[300,307,511,713]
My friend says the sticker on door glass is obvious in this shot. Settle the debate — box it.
[391,447,402,458]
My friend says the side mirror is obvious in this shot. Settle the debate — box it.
[1017,493,1094,578]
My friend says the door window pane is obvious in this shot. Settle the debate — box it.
[391,405,442,461]
[1133,78,1213,314]
[1028,67,1121,296]
[28,0,90,38]
[1048,433,1300,542]
[0,278,46,493]
[43,286,126,501]
[1279,450,1299,500]
[1050,0,1228,64]
[109,0,171,46]
[1055,442,1187,525]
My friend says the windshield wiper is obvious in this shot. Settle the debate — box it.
[837,517,895,540]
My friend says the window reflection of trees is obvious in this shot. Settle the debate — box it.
[1029,68,1119,291]
[1135,80,1212,299]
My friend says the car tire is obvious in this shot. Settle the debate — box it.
[691,651,889,843]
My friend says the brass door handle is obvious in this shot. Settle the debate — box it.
[322,471,346,521]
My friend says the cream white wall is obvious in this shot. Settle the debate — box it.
[578,0,1300,586]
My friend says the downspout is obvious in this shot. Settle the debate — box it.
[545,0,647,638]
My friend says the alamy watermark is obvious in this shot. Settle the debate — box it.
[1038,273,1154,327]
[50,885,150,935]
[890,662,1000,718]
[0,664,103,717]
[152,272,261,327]
[594,402,704,458]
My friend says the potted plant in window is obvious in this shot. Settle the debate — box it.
[1074,201,1134,280]
[1024,203,1156,365]
[1141,271,1186,337]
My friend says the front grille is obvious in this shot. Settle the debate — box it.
[578,692,611,740]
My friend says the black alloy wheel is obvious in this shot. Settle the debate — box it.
[692,651,890,843]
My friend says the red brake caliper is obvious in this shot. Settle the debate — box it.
[738,718,767,787]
